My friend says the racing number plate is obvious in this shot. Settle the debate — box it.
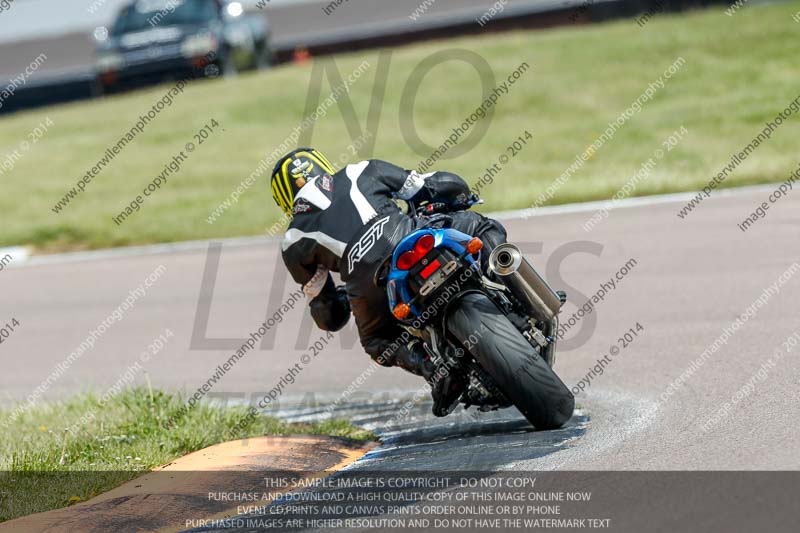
[419,260,459,296]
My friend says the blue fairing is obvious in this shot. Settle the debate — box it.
[386,227,481,319]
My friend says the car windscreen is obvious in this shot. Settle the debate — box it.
[112,0,219,35]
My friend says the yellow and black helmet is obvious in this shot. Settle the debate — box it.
[271,147,335,215]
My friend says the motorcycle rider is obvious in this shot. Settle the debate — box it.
[272,148,507,416]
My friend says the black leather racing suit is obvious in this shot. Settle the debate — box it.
[281,159,506,373]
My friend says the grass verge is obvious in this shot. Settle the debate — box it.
[0,388,373,522]
[1,2,799,251]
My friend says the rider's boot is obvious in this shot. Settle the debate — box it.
[394,340,464,417]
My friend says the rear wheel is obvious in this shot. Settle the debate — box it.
[447,293,574,430]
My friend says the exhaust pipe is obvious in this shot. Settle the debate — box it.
[488,243,562,323]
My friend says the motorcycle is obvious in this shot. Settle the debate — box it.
[376,197,575,430]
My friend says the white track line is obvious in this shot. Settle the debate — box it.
[486,182,779,220]
[4,183,779,268]
[8,234,276,269]
[503,392,660,471]
[0,246,29,266]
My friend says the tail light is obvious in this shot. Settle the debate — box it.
[397,234,435,270]
[419,259,442,280]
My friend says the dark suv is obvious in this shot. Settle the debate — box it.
[95,0,270,91]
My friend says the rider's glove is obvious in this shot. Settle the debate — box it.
[447,192,479,211]
[309,285,351,332]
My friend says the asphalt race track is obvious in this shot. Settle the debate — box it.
[4,185,799,478]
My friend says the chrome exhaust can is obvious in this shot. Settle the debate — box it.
[488,243,563,323]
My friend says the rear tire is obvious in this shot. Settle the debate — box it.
[447,293,574,430]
